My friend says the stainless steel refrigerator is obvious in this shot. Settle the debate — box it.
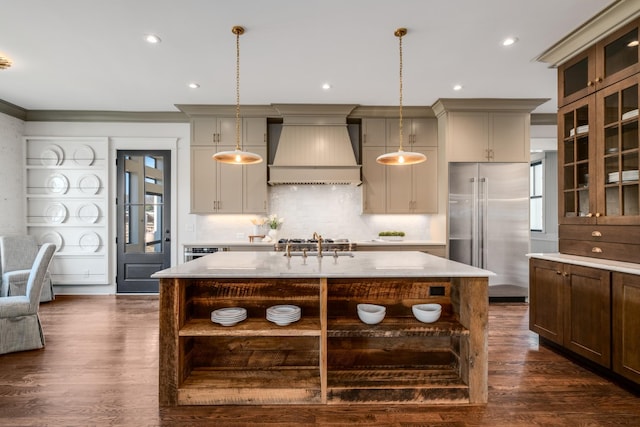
[448,163,530,300]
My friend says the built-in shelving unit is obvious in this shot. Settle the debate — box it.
[159,274,484,406]
[24,137,109,285]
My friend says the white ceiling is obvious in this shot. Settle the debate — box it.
[0,0,615,114]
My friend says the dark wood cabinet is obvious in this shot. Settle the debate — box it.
[558,18,640,107]
[529,258,611,368]
[613,272,640,383]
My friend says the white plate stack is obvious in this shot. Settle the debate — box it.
[211,307,247,326]
[266,305,301,326]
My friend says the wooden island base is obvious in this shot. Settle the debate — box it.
[158,275,488,406]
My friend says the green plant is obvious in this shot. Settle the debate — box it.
[378,231,405,237]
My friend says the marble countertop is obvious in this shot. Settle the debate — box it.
[153,250,494,279]
[527,253,640,275]
[183,240,445,248]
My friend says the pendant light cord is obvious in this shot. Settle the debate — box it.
[398,30,404,152]
[235,28,241,151]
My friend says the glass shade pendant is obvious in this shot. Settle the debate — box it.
[376,28,426,166]
[213,26,263,165]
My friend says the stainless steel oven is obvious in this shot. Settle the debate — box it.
[183,246,230,262]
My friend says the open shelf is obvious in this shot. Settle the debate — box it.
[327,316,468,338]
[180,317,321,337]
[179,367,322,405]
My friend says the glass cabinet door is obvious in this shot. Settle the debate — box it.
[598,20,640,88]
[597,77,640,225]
[559,98,597,224]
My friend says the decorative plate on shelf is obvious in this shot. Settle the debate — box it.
[78,173,101,194]
[76,203,100,224]
[44,202,68,224]
[79,231,100,252]
[40,144,64,166]
[73,145,95,166]
[46,173,69,194]
[40,231,64,251]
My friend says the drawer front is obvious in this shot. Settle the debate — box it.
[559,239,640,264]
[560,225,640,245]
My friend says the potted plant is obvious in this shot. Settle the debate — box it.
[378,231,405,241]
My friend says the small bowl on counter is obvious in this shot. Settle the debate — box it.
[412,303,442,323]
[357,303,386,325]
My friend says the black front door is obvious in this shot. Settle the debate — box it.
[116,150,171,293]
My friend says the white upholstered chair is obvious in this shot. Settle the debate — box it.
[0,235,55,302]
[0,243,56,354]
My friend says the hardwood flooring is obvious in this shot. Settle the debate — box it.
[0,295,638,426]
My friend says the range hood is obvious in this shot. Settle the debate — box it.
[268,104,361,185]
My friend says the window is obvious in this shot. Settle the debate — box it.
[530,161,543,232]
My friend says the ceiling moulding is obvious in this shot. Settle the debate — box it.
[177,104,278,117]
[531,113,557,126]
[535,0,640,67]
[24,110,188,123]
[432,98,550,117]
[350,105,435,118]
[0,99,27,120]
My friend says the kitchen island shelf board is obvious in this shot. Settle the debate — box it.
[155,251,490,406]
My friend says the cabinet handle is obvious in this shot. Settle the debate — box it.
[212,133,216,144]
[592,247,603,253]
[591,230,602,237]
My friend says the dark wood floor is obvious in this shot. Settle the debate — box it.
[0,296,638,426]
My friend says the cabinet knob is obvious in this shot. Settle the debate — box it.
[586,212,593,218]
[563,272,569,277]
[587,80,594,87]
[591,230,602,237]
[595,77,602,83]
[595,212,601,217]
[592,247,603,253]
[556,271,562,275]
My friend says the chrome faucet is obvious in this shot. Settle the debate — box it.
[312,232,323,257]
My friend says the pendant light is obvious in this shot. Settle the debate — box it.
[212,26,263,165]
[376,28,427,166]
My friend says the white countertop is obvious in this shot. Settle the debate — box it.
[154,251,494,279]
[183,241,275,247]
[355,240,445,246]
[527,253,640,276]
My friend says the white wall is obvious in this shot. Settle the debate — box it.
[0,113,26,235]
[0,119,443,294]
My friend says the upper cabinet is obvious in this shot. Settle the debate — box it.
[433,99,545,164]
[361,117,438,214]
[558,19,640,107]
[189,115,268,214]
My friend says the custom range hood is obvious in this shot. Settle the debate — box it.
[268,104,361,185]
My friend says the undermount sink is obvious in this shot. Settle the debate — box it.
[284,251,354,258]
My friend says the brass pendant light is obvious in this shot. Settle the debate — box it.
[376,28,427,166]
[212,26,263,165]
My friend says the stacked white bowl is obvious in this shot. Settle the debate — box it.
[266,305,301,326]
[211,307,247,326]
[357,303,386,325]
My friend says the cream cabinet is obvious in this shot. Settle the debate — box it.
[362,145,438,214]
[386,117,438,148]
[25,137,109,285]
[191,116,236,146]
[190,117,267,214]
[361,118,386,147]
[445,111,530,162]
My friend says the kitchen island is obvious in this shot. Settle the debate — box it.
[153,251,493,406]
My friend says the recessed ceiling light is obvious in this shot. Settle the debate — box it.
[145,34,161,44]
[188,82,200,89]
[502,37,518,47]
[453,84,463,91]
[322,83,331,91]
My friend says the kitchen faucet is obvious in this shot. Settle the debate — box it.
[312,232,323,257]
